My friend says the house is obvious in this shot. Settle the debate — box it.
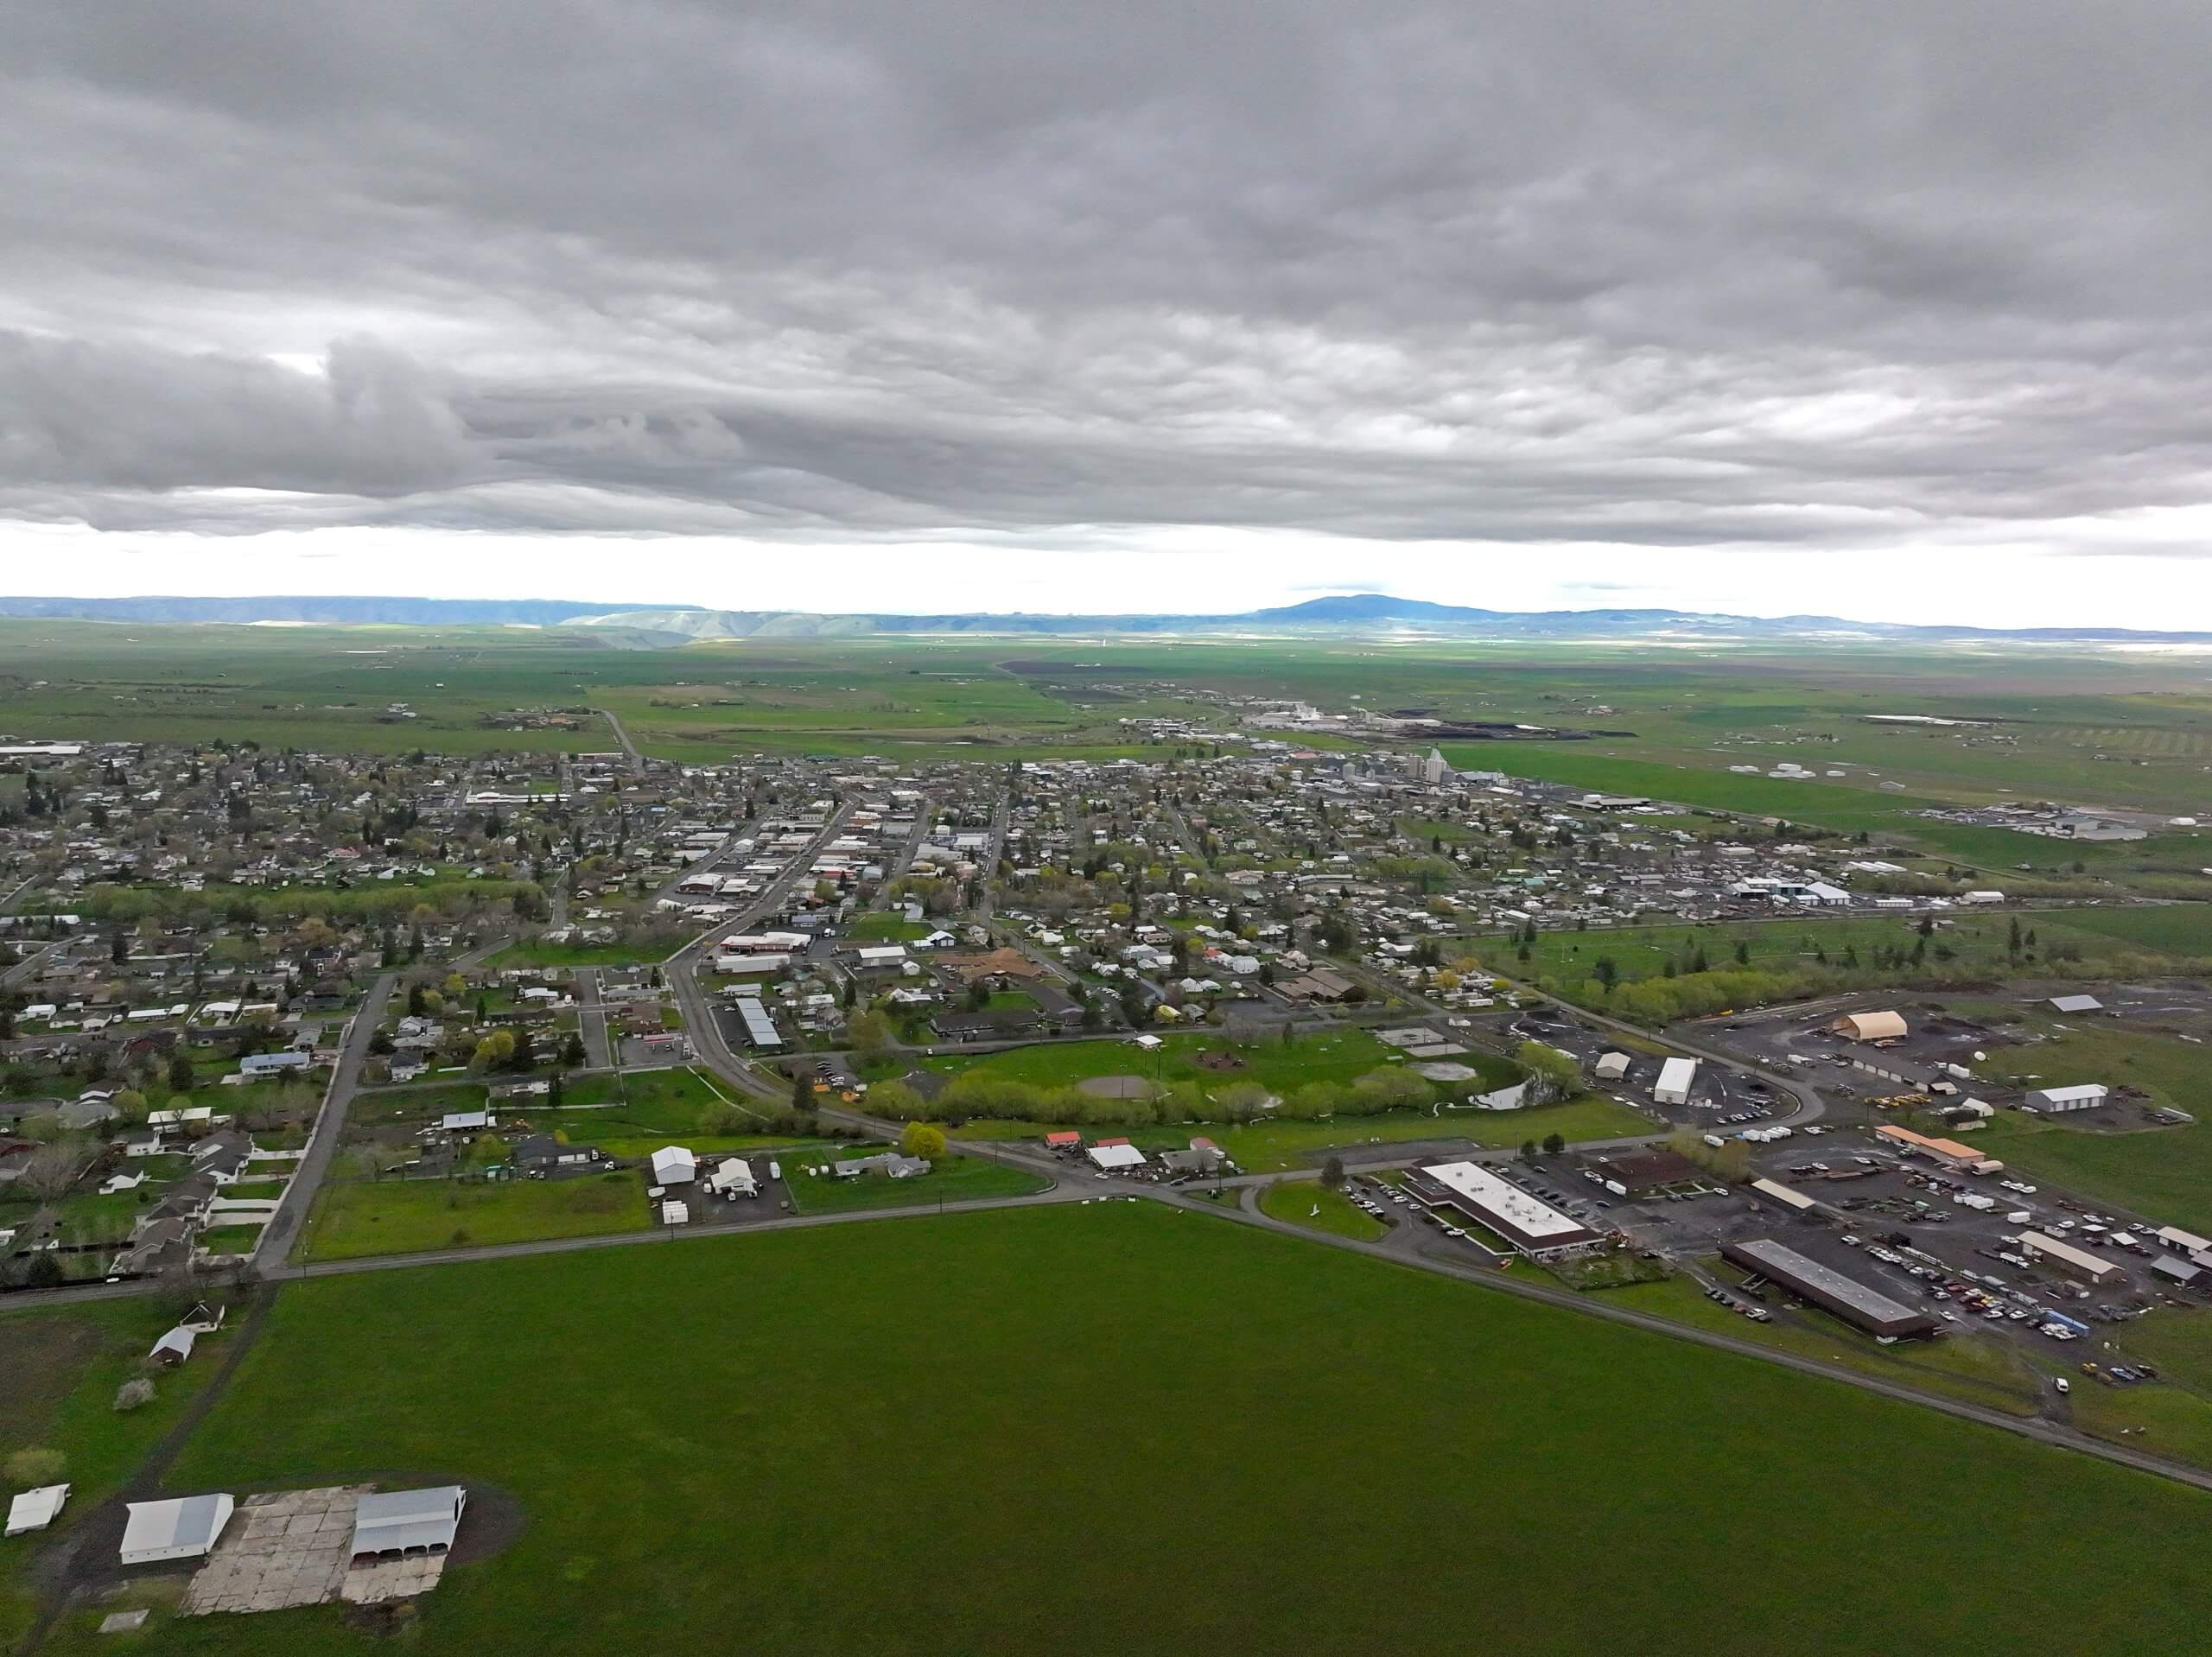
[350,1486,467,1559]
[833,1152,930,1179]
[120,1494,235,1565]
[238,1050,314,1076]
[1157,1144,1226,1178]
[706,1156,758,1197]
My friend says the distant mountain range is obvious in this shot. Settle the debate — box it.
[3,592,2209,645]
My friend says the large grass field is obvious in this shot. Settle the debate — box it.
[1256,1179,1385,1240]
[946,1095,1651,1171]
[0,1300,226,1650]
[783,1157,1050,1215]
[921,1027,1460,1093]
[1467,907,2199,990]
[1962,1022,2212,1234]
[299,1171,648,1260]
[40,1203,2212,1655]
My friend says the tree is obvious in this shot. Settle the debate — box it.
[562,1032,587,1068]
[1592,956,1620,996]
[1320,1154,1345,1190]
[1541,1132,1566,1157]
[1515,1040,1580,1108]
[1519,1140,1539,1163]
[848,1008,893,1063]
[899,1121,946,1160]
[791,1069,811,1110]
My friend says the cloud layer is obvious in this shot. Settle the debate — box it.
[3,2,2209,603]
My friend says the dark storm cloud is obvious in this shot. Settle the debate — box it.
[3,0,2210,554]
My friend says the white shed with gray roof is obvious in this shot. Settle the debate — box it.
[351,1486,467,1558]
[120,1494,235,1565]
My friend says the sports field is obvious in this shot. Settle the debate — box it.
[37,1205,2212,1655]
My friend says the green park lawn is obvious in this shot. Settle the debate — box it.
[1257,1179,1385,1241]
[44,1203,2212,1656]
[784,1157,1049,1216]
[299,1173,649,1261]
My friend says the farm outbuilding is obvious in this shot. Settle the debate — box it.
[351,1486,467,1559]
[120,1495,235,1565]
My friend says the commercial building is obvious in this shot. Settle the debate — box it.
[1749,1177,1820,1214]
[1409,1161,1601,1258]
[2018,1230,2122,1284]
[2026,1084,2109,1114]
[1875,1123,2003,1175]
[1720,1239,1936,1338]
[120,1494,236,1565]
[1654,1057,1699,1107]
[1087,1142,1147,1171]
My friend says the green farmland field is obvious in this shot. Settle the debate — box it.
[46,1204,2212,1656]
[299,1171,648,1260]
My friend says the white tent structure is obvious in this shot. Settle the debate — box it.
[120,1494,234,1565]
[649,1146,697,1185]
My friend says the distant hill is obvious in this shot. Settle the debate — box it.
[3,592,2208,645]
[0,595,639,627]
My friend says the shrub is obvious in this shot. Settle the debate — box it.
[114,1378,156,1413]
[4,1446,66,1487]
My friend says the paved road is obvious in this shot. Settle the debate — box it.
[664,802,855,1098]
[591,705,646,775]
[251,973,397,1271]
[574,967,616,1070]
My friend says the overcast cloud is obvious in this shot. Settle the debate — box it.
[3,2,2210,624]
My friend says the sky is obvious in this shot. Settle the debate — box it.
[3,2,2211,626]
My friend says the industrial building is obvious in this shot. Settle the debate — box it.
[1409,1161,1601,1258]
[1654,1057,1699,1106]
[2018,1230,2122,1284]
[1831,1009,1908,1043]
[1719,1239,1936,1338]
[1875,1123,2002,1175]
[2026,1083,2109,1114]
